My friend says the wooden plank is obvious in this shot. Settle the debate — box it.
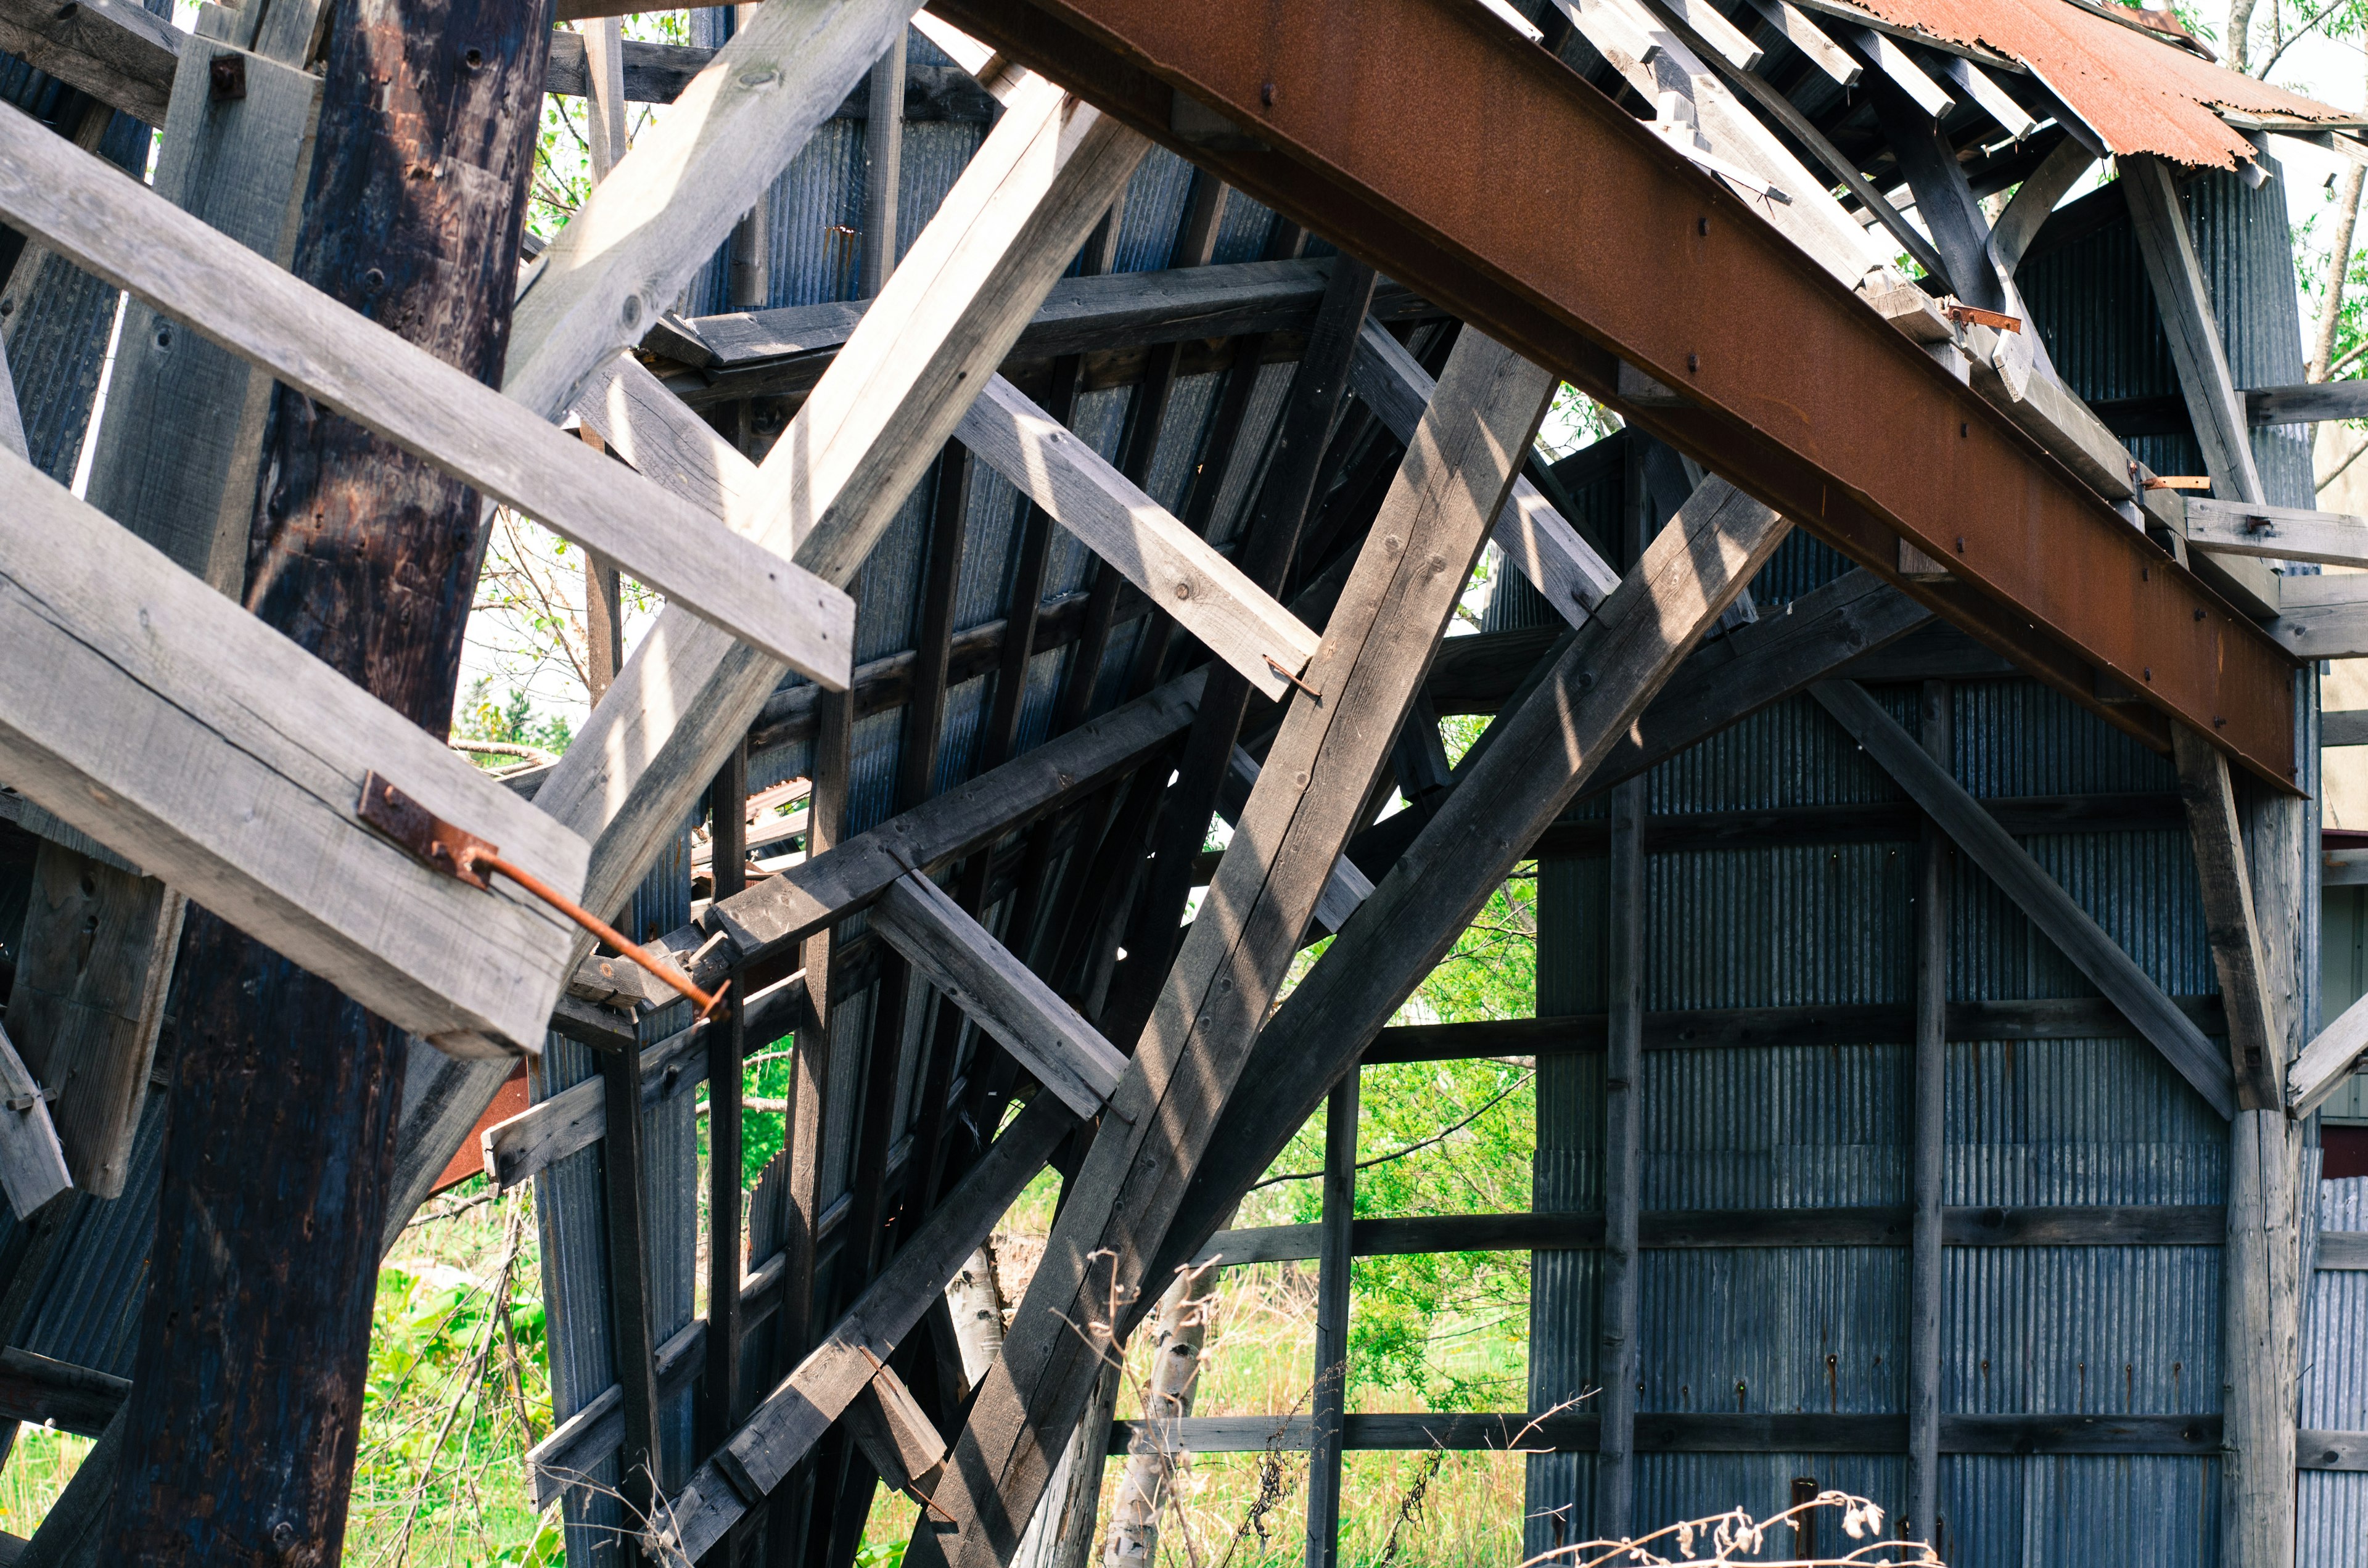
[2171,727,2283,1109]
[906,329,1558,1568]
[0,1024,70,1219]
[1988,139,2094,280]
[543,64,1146,937]
[1359,995,2229,1064]
[1651,0,1761,68]
[0,442,585,1052]
[2297,1430,2368,1471]
[844,1365,948,1498]
[1304,1073,1357,1568]
[500,0,917,421]
[1935,54,2034,138]
[1907,683,1947,1544]
[2122,154,2267,506]
[1597,778,1643,1535]
[2267,573,2368,660]
[2317,1233,2368,1270]
[0,1348,126,1439]
[599,1039,665,1530]
[2325,709,2368,748]
[898,446,972,813]
[1841,22,1952,116]
[1579,570,1933,798]
[2184,496,2368,566]
[2,849,181,1198]
[0,0,176,123]
[1194,1205,2226,1265]
[860,33,906,294]
[1095,254,1382,1047]
[1149,478,1793,1302]
[649,1096,1076,1562]
[687,673,1204,992]
[702,750,749,1465]
[0,107,855,683]
[83,33,318,593]
[1219,748,1373,936]
[1102,1411,2219,1456]
[1809,680,2236,1118]
[27,23,314,1208]
[485,974,808,1192]
[1737,0,1857,86]
[869,872,1126,1118]
[955,374,1320,699]
[1350,321,1618,626]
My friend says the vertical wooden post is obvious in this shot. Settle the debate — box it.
[601,1041,665,1540]
[704,741,749,1463]
[768,676,850,1568]
[1305,1072,1359,1568]
[861,30,908,298]
[725,5,771,311]
[101,0,548,1556]
[2222,696,2309,1568]
[1593,778,1644,1538]
[1907,680,1949,1544]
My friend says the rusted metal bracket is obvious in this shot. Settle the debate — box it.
[1945,303,2021,334]
[359,771,728,1020]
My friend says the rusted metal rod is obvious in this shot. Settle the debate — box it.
[464,848,729,1020]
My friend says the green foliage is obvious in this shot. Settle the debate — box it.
[454,676,575,758]
[350,1189,559,1564]
[1260,712,1538,1415]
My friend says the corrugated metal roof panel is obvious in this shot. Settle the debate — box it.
[1851,0,2350,168]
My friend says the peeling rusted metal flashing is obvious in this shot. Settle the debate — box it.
[931,0,2300,789]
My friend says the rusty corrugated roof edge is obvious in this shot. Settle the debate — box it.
[1832,0,2359,169]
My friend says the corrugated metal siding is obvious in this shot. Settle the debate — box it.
[2299,1176,2368,1564]
[1529,419,2248,1560]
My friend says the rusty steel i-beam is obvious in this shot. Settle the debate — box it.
[930,0,2301,789]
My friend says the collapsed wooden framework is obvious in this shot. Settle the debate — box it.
[2,0,2368,1562]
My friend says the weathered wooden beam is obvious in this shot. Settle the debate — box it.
[1811,680,2235,1116]
[649,1095,1076,1562]
[956,374,1321,700]
[0,0,176,123]
[2171,727,2284,1110]
[1595,776,1643,1535]
[1906,683,1947,1543]
[23,14,315,1206]
[1217,748,1373,937]
[670,674,1203,997]
[844,1365,950,1500]
[1191,1204,2230,1266]
[1304,1072,1357,1568]
[0,443,585,1051]
[2266,573,2368,659]
[0,103,854,682]
[2184,497,2368,567]
[870,871,1127,1119]
[2121,154,2267,506]
[1148,478,1792,1306]
[906,329,1556,1568]
[1357,995,2229,1064]
[0,1023,72,1219]
[1104,1411,2220,1456]
[1349,321,1617,626]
